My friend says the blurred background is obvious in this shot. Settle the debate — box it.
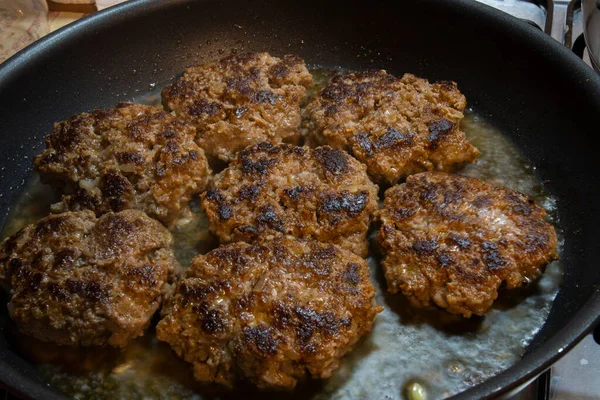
[0,0,127,63]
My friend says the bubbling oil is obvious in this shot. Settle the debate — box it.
[0,68,563,400]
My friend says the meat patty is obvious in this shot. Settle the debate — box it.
[377,172,559,317]
[0,210,179,347]
[201,142,378,257]
[33,102,211,225]
[305,70,479,184]
[162,52,313,162]
[156,237,382,389]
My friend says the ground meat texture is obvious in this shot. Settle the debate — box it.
[161,52,312,162]
[156,237,382,389]
[33,102,211,225]
[304,70,479,184]
[377,172,559,318]
[201,142,378,257]
[0,210,179,347]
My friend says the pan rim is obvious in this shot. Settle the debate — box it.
[0,0,599,399]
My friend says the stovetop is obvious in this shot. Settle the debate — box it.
[474,2,600,400]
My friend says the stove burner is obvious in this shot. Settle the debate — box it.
[568,0,600,71]
[478,0,598,70]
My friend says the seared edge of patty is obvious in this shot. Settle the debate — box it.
[201,142,378,257]
[0,210,180,346]
[304,70,479,183]
[377,172,559,317]
[156,237,382,388]
[162,52,313,162]
[34,102,211,225]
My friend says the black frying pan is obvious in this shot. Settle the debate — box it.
[1,0,599,398]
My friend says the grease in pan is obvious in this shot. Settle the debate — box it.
[0,64,562,399]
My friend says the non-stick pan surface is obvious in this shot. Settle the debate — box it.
[0,0,599,399]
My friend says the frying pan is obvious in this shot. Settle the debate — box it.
[0,0,599,398]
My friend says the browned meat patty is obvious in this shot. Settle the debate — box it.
[305,70,479,184]
[156,237,382,389]
[33,102,211,225]
[201,142,378,257]
[377,172,559,317]
[0,210,179,347]
[162,52,313,162]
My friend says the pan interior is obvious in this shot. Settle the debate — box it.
[0,67,563,400]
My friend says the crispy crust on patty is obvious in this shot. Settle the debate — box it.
[377,172,559,317]
[0,210,179,346]
[34,102,211,225]
[201,142,378,256]
[162,52,313,162]
[305,70,479,184]
[156,237,382,389]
